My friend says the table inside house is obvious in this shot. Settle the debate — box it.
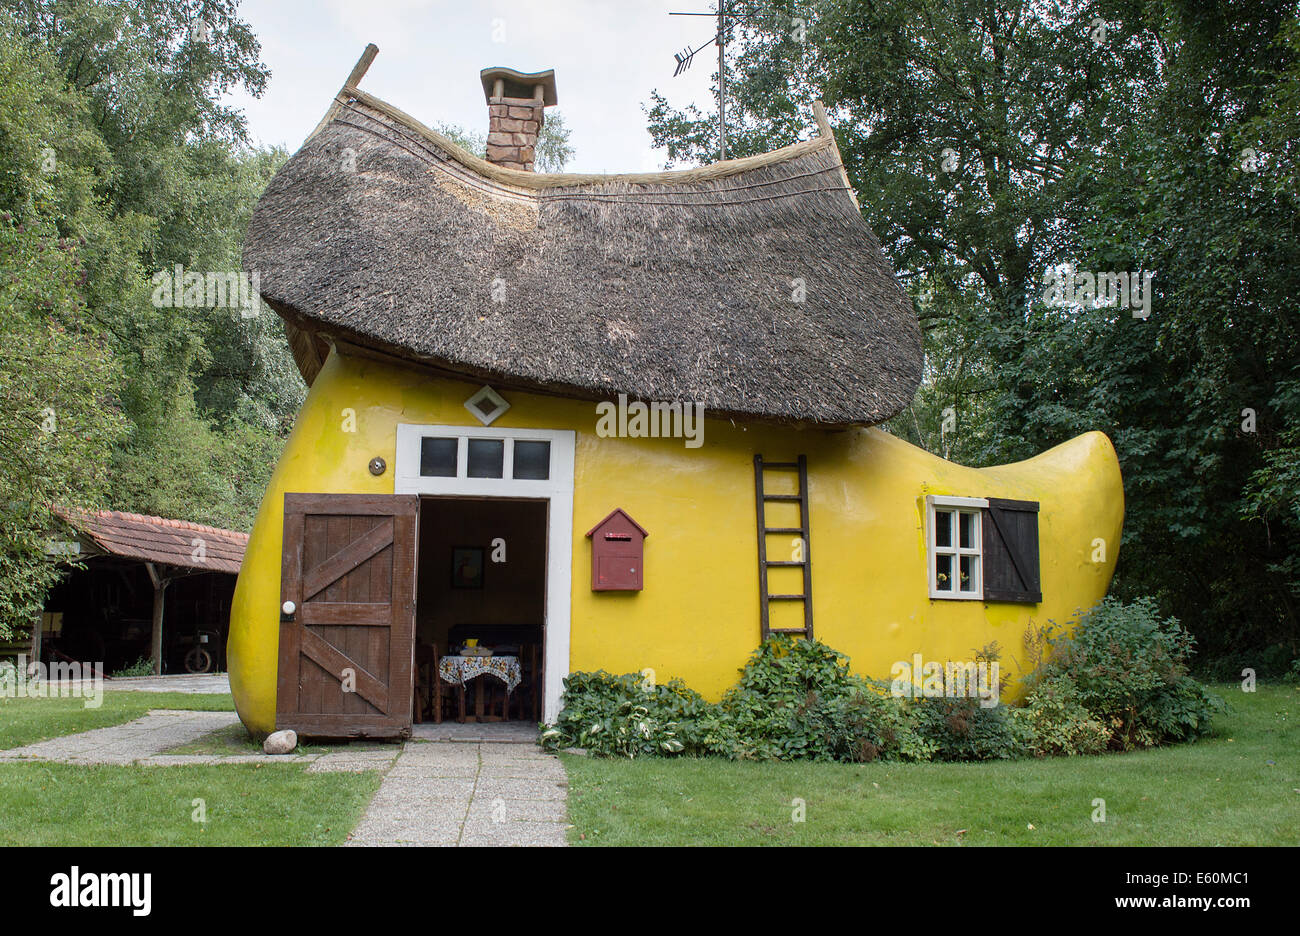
[438,655,522,722]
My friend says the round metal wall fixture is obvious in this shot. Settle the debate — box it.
[368,456,386,476]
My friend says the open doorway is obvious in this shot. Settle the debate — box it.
[414,497,547,724]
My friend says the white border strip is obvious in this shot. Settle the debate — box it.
[395,424,575,723]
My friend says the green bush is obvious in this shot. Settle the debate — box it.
[538,670,704,758]
[1030,597,1225,749]
[909,696,1029,761]
[716,636,870,760]
[543,610,1224,761]
[111,656,154,678]
[1012,675,1112,756]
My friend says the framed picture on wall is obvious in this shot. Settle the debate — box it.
[451,546,485,589]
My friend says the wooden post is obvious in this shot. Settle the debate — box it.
[146,563,168,676]
[345,43,379,89]
[718,0,727,161]
[29,612,41,667]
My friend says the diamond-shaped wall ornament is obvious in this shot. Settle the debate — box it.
[464,385,510,426]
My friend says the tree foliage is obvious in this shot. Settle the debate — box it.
[0,1,300,632]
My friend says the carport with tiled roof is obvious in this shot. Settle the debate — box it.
[36,509,249,676]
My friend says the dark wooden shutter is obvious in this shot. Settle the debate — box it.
[277,493,418,738]
[982,498,1041,603]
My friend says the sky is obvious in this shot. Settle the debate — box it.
[225,0,726,173]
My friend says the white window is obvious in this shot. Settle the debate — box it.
[394,424,574,498]
[927,495,988,600]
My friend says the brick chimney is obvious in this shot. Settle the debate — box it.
[480,67,558,172]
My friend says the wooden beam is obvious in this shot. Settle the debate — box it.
[345,43,379,90]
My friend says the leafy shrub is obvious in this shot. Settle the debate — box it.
[542,611,1223,762]
[893,643,1027,761]
[1030,597,1224,749]
[111,656,154,678]
[716,636,870,760]
[828,686,939,762]
[909,696,1029,761]
[539,670,702,758]
[1012,675,1111,756]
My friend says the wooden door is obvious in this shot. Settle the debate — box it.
[277,494,418,738]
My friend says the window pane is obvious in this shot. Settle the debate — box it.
[467,438,504,478]
[935,554,953,593]
[935,510,952,548]
[959,511,975,549]
[960,555,978,592]
[420,437,458,477]
[513,440,550,480]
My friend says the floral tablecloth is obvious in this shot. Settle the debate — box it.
[439,655,521,693]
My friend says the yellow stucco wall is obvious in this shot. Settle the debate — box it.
[228,351,1124,735]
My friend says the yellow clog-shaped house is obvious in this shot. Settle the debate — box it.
[230,48,1123,738]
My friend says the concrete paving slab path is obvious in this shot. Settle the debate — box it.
[346,740,569,847]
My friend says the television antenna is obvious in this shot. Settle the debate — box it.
[669,3,764,161]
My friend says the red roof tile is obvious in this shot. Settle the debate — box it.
[55,508,248,574]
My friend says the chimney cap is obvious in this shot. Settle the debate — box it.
[480,66,557,106]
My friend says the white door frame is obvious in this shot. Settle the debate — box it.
[394,423,574,723]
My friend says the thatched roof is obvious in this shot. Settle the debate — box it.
[243,48,922,427]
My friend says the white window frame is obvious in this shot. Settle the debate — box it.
[926,495,988,601]
[395,424,575,722]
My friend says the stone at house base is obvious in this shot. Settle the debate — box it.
[264,729,298,755]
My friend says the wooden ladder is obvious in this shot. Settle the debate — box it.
[754,454,813,640]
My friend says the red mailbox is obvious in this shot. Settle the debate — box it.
[585,509,648,591]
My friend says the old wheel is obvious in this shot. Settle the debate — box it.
[184,646,213,674]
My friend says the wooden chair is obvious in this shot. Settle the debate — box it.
[514,643,542,722]
[414,643,457,724]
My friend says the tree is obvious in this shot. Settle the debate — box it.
[2,1,303,535]
[0,16,129,637]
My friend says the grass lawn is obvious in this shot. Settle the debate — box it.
[0,691,235,750]
[0,691,382,845]
[562,682,1300,846]
[0,761,380,845]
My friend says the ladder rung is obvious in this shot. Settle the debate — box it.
[760,461,800,470]
[764,527,804,535]
[763,494,802,501]
[765,560,805,567]
[767,594,807,601]
[769,628,809,635]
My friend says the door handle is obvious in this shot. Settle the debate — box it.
[281,600,296,623]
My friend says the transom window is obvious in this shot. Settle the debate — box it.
[927,495,987,600]
[418,435,550,481]
[396,425,573,498]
